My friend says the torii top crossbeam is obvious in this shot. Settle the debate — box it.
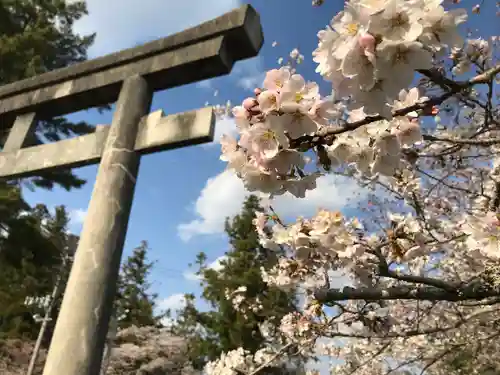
[0,4,263,127]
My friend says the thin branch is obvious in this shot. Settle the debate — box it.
[489,181,500,212]
[422,134,500,145]
[289,63,500,151]
[469,63,500,85]
[369,241,465,292]
[380,269,458,292]
[246,341,305,375]
[289,92,454,149]
[347,343,391,375]
[324,307,499,340]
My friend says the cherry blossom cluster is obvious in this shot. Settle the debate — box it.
[208,0,500,373]
[221,69,432,197]
[220,67,327,197]
[451,37,493,75]
[463,211,500,259]
[205,347,282,375]
[205,317,316,375]
[327,88,428,177]
[313,0,467,116]
[255,210,367,288]
[224,286,265,316]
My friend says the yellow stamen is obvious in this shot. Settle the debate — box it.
[262,130,275,140]
[346,23,359,36]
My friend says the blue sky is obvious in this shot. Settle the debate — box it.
[23,0,497,324]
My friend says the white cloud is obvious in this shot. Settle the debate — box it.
[183,255,228,281]
[202,117,238,148]
[178,171,247,241]
[238,74,265,90]
[70,208,87,224]
[233,56,266,91]
[68,208,87,233]
[177,170,367,241]
[328,270,353,289]
[208,255,228,271]
[158,293,187,312]
[74,0,241,57]
[214,117,238,142]
[196,79,214,90]
[183,271,200,282]
[157,293,188,327]
[196,55,265,93]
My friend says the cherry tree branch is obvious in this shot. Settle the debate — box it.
[289,92,454,149]
[368,242,466,292]
[347,343,391,375]
[314,282,500,303]
[379,268,459,292]
[422,134,500,145]
[418,63,500,90]
[470,64,500,85]
[489,181,500,211]
[289,63,500,150]
[245,340,311,375]
[323,307,499,340]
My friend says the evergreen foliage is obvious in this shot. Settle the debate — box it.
[0,0,96,340]
[172,195,303,373]
[0,0,97,190]
[115,241,162,330]
[0,204,74,342]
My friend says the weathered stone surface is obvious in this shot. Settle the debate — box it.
[0,339,46,375]
[2,112,37,151]
[0,107,215,179]
[106,326,197,375]
[0,4,263,125]
[0,37,227,123]
[0,125,107,178]
[0,5,261,98]
[134,107,215,154]
[42,75,152,375]
[0,327,197,375]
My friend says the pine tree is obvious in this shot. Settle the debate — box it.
[0,0,96,190]
[0,204,76,341]
[37,205,78,347]
[115,241,161,329]
[172,195,303,373]
[0,0,96,339]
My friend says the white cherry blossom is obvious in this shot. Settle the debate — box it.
[368,0,424,42]
[211,1,500,373]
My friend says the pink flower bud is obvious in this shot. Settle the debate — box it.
[358,33,376,53]
[243,97,257,110]
[232,106,249,119]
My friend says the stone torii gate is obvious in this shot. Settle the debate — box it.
[0,5,263,375]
